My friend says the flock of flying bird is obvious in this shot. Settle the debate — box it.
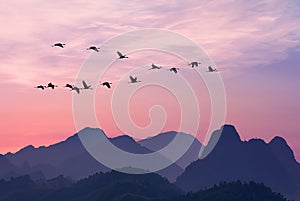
[35,42,218,94]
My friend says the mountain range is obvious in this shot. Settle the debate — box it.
[175,125,300,200]
[0,172,290,201]
[1,125,299,200]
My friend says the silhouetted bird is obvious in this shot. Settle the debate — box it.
[207,66,218,72]
[35,85,47,90]
[189,61,201,68]
[65,84,82,94]
[101,82,112,88]
[129,75,141,83]
[47,82,58,89]
[72,86,81,94]
[64,84,74,89]
[64,84,81,94]
[87,46,100,52]
[52,43,65,48]
[149,64,162,70]
[117,51,128,59]
[82,80,92,90]
[169,67,179,74]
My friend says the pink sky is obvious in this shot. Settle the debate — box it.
[0,1,300,161]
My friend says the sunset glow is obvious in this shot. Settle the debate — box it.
[1,0,299,161]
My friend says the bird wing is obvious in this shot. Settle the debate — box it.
[129,75,135,82]
[117,51,123,57]
[74,87,80,94]
[56,43,64,48]
[82,80,88,88]
[66,84,73,89]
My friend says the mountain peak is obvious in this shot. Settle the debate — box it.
[111,135,134,141]
[176,126,300,200]
[78,127,106,135]
[220,124,241,141]
[76,127,108,141]
[209,125,241,147]
[18,145,35,153]
[269,136,288,147]
[110,135,151,154]
[139,131,200,152]
[200,125,241,159]
[268,136,297,163]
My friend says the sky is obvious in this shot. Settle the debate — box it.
[0,0,300,161]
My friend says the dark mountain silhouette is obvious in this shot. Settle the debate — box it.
[4,128,184,182]
[175,125,300,201]
[109,134,184,181]
[0,154,18,179]
[138,131,202,182]
[110,135,151,154]
[2,124,300,200]
[0,171,182,201]
[0,174,290,201]
[174,181,291,201]
[5,128,110,180]
[139,131,202,170]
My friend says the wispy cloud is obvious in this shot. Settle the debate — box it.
[1,0,300,85]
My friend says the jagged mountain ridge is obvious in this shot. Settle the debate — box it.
[2,125,299,200]
[4,128,196,181]
[175,125,300,201]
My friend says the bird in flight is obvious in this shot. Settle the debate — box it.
[129,75,141,83]
[47,82,58,89]
[149,64,162,70]
[82,80,92,90]
[207,66,218,72]
[72,86,81,94]
[35,85,47,90]
[117,51,128,59]
[101,81,112,88]
[52,43,65,48]
[169,67,179,74]
[64,84,74,89]
[189,61,201,68]
[87,46,100,52]
[64,84,81,94]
